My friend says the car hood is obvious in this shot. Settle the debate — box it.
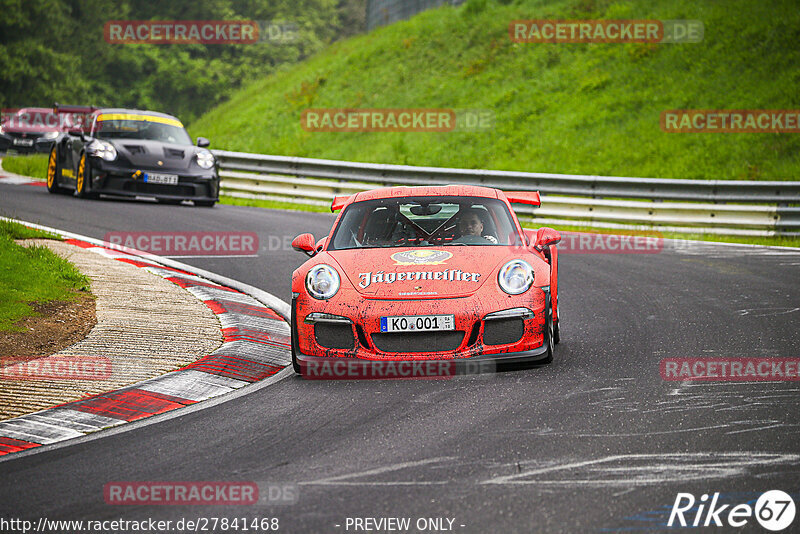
[328,246,515,299]
[106,139,198,171]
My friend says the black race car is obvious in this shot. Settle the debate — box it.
[39,105,219,206]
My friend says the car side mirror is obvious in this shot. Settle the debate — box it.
[534,227,561,249]
[34,138,55,153]
[67,128,85,141]
[292,233,316,256]
[196,137,210,148]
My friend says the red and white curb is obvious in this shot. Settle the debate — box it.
[0,176,45,186]
[0,220,292,457]
[0,163,46,187]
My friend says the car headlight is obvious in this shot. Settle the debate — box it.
[305,264,340,300]
[86,139,117,161]
[498,259,534,295]
[42,131,59,139]
[196,149,214,169]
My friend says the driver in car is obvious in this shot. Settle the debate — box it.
[455,208,498,244]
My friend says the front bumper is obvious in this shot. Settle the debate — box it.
[292,287,551,365]
[87,160,219,201]
[1,133,42,153]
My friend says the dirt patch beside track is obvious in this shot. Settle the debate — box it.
[0,292,96,363]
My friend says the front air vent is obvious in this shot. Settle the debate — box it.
[164,148,185,158]
[124,145,146,154]
[483,318,524,346]
[314,323,355,350]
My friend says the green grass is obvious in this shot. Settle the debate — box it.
[0,218,61,240]
[190,0,800,181]
[1,154,48,180]
[0,219,91,331]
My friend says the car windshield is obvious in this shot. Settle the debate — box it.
[95,118,193,145]
[329,196,523,250]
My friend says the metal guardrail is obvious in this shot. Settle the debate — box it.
[366,0,465,31]
[212,150,800,236]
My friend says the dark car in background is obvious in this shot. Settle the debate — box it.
[0,107,76,154]
[41,106,219,206]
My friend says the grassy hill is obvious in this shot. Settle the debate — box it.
[189,0,800,180]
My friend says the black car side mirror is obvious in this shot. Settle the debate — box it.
[196,137,210,148]
[67,128,85,141]
[34,138,55,153]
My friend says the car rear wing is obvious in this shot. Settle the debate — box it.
[503,191,541,207]
[53,103,98,115]
[331,194,355,212]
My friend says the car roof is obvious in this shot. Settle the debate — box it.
[352,185,500,203]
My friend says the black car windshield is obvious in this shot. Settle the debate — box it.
[94,118,193,145]
[329,196,523,250]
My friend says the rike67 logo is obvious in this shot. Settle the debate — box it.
[669,490,796,531]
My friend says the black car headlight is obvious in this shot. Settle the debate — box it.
[498,260,534,295]
[196,149,215,169]
[305,264,340,300]
[86,139,117,161]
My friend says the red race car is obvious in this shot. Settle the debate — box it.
[290,185,561,377]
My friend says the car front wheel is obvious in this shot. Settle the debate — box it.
[46,147,69,194]
[75,153,97,199]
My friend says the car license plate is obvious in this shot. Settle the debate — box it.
[13,138,33,146]
[380,314,455,333]
[144,173,178,185]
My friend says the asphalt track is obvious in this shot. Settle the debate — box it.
[1,185,799,533]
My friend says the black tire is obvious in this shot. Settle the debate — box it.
[291,345,302,374]
[194,200,216,207]
[46,147,69,194]
[75,153,97,199]
[551,259,560,345]
[539,299,554,365]
[290,302,302,375]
